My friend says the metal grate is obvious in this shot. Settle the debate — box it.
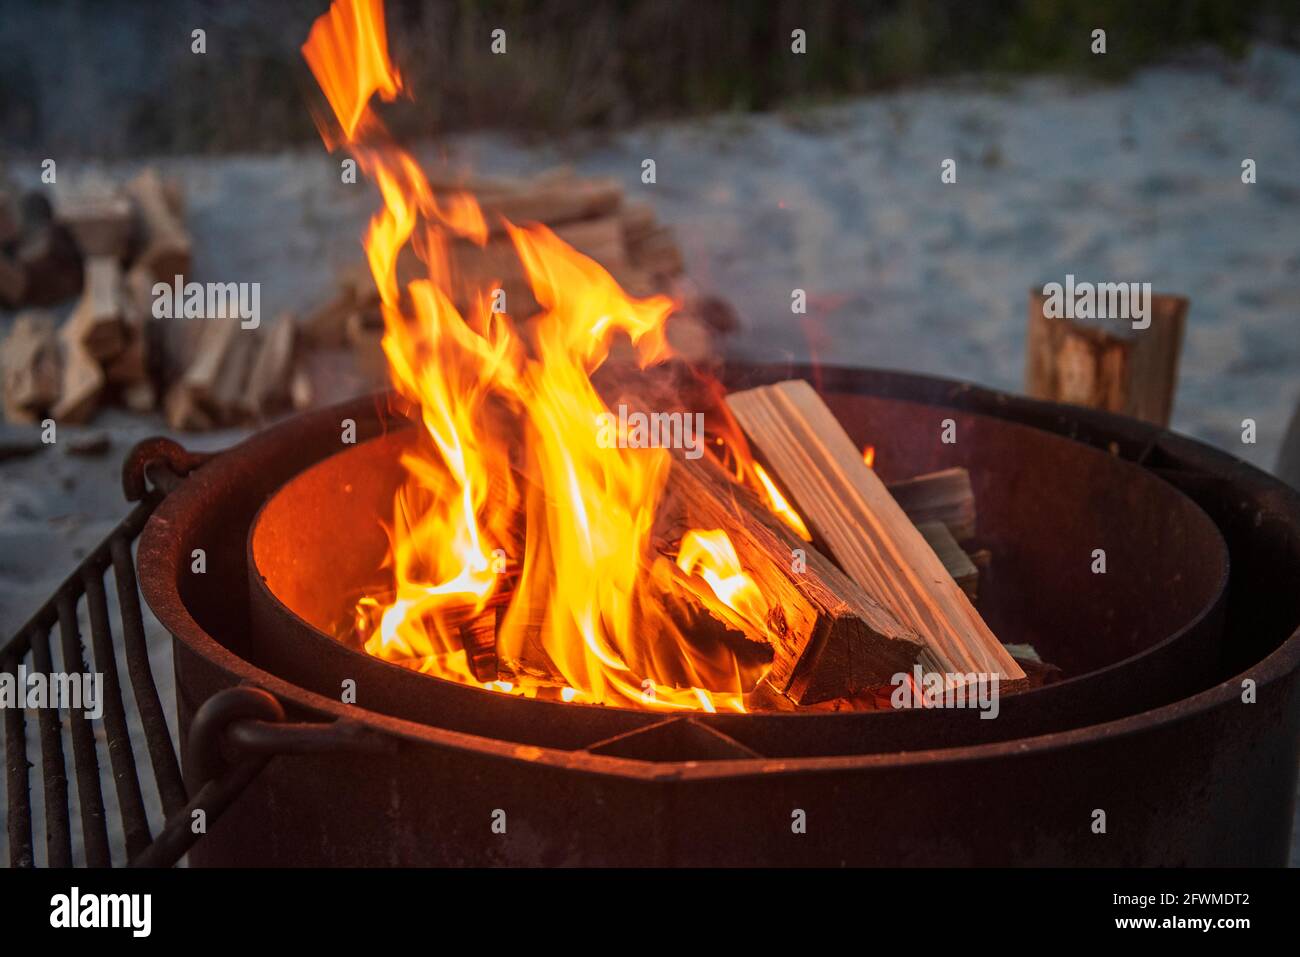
[2,439,395,868]
[0,440,296,867]
[1,493,187,867]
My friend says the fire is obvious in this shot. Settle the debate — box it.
[304,0,776,711]
[862,444,876,468]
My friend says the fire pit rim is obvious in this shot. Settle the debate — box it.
[138,365,1299,779]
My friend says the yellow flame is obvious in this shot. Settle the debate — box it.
[752,463,811,541]
[305,0,767,711]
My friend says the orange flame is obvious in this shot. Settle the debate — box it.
[862,444,876,468]
[305,0,771,711]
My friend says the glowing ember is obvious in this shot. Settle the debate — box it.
[302,0,793,712]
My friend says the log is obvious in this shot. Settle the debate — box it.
[66,256,126,362]
[125,168,191,280]
[52,333,104,425]
[886,466,976,542]
[209,331,256,424]
[242,315,297,418]
[104,262,158,409]
[300,262,378,348]
[655,447,927,702]
[14,193,82,307]
[1025,289,1188,427]
[55,183,134,258]
[163,319,240,429]
[916,521,978,601]
[626,222,683,277]
[2,311,61,422]
[473,176,623,232]
[726,379,1024,682]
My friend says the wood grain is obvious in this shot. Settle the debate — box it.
[726,379,1023,682]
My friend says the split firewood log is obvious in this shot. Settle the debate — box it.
[726,379,1024,683]
[55,178,134,259]
[125,168,191,281]
[886,467,976,542]
[241,315,298,419]
[2,311,62,423]
[66,256,127,362]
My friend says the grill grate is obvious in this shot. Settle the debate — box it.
[0,442,282,868]
[1,494,190,867]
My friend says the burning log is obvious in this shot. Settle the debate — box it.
[125,168,191,281]
[2,311,62,423]
[656,449,927,702]
[1025,289,1189,427]
[725,379,1024,682]
[887,466,976,542]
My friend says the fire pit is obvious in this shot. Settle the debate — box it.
[244,383,1227,750]
[130,363,1300,866]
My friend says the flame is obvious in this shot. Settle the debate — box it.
[306,0,771,711]
[862,444,876,468]
[676,530,771,633]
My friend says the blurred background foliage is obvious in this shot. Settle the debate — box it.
[1,0,1297,157]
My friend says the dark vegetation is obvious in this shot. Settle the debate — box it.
[1,0,1296,157]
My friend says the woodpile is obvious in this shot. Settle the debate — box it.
[0,171,182,425]
[2,165,715,430]
[313,166,707,384]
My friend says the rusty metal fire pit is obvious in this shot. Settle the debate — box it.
[136,364,1300,866]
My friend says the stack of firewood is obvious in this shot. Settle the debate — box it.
[3,165,714,430]
[1,169,189,424]
[298,165,707,389]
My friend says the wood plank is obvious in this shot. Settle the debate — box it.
[916,521,978,601]
[726,379,1023,682]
